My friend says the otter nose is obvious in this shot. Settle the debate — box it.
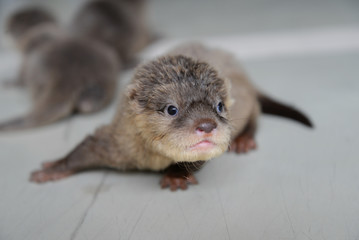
[196,120,217,133]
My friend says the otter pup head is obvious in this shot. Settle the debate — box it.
[6,7,59,52]
[127,55,233,162]
[6,7,56,41]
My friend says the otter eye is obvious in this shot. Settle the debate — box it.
[166,105,178,116]
[216,102,224,113]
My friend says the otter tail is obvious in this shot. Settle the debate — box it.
[0,95,75,132]
[257,93,313,128]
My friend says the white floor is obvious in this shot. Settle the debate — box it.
[1,0,359,240]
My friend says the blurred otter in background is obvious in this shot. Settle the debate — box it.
[6,7,57,49]
[71,0,155,68]
[0,7,118,131]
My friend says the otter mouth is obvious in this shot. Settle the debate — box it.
[188,140,216,151]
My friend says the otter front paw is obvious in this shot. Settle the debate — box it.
[160,172,198,191]
[29,160,74,183]
[30,168,74,183]
[229,135,257,154]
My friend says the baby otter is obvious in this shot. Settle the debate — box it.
[71,0,154,67]
[5,7,56,46]
[30,43,312,190]
[0,7,119,131]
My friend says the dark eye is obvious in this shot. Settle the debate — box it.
[166,105,178,116]
[216,102,224,113]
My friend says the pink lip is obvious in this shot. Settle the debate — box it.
[189,140,216,151]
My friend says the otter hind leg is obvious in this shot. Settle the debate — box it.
[76,85,114,114]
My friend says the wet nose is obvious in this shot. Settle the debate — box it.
[196,120,217,133]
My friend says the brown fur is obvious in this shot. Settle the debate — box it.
[71,0,153,66]
[30,43,313,190]
[0,8,119,131]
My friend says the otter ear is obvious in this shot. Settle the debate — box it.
[126,83,143,114]
[126,84,137,101]
[126,84,143,114]
[223,78,234,108]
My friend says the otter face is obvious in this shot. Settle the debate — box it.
[128,55,233,162]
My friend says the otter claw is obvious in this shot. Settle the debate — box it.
[160,173,198,191]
